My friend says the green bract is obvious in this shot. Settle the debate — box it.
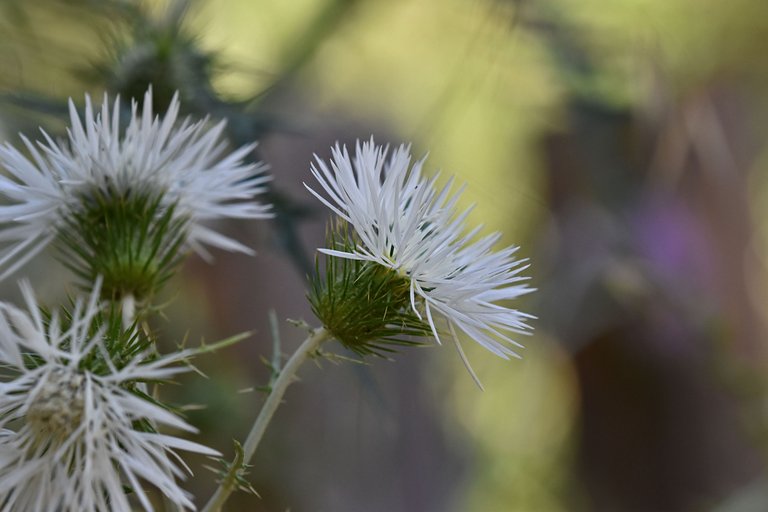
[57,185,187,301]
[309,222,430,357]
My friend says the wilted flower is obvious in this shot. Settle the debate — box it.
[307,139,533,383]
[0,88,272,297]
[0,279,217,511]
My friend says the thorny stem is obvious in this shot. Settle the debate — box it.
[201,326,332,512]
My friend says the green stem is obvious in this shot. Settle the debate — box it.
[201,327,332,512]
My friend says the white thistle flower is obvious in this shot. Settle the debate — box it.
[0,88,272,281]
[307,138,534,385]
[0,279,218,511]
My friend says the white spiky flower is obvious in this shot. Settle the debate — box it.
[0,279,218,511]
[0,87,272,282]
[307,138,534,384]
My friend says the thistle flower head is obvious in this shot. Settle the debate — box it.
[0,88,272,298]
[306,138,534,383]
[0,279,218,511]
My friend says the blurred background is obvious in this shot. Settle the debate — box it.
[2,0,768,510]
